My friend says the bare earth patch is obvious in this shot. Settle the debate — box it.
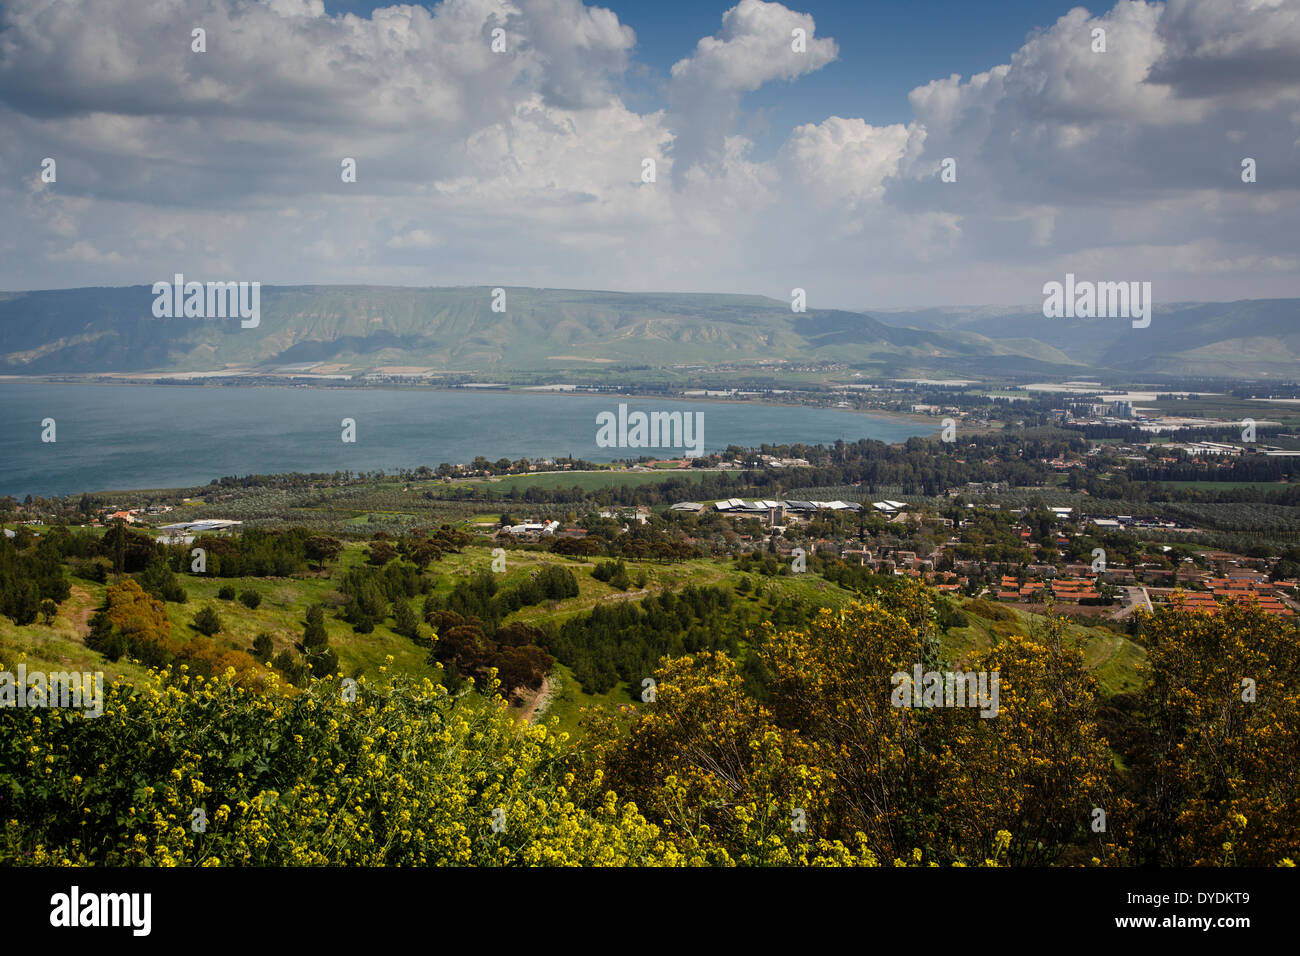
[514,676,553,725]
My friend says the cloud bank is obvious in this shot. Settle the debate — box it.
[0,0,1296,306]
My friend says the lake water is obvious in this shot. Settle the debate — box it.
[0,383,933,498]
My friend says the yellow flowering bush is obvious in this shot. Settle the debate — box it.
[590,583,1116,867]
[0,663,683,866]
[1121,599,1300,866]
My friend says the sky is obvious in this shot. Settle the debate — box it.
[1,0,1298,308]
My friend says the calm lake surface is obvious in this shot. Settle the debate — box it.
[0,383,934,497]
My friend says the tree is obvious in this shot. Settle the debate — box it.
[273,648,306,686]
[494,645,554,699]
[496,621,543,647]
[589,650,839,865]
[430,623,493,681]
[139,559,188,603]
[252,633,274,662]
[393,598,422,642]
[1122,600,1300,866]
[408,540,439,571]
[239,589,262,609]
[761,586,1113,866]
[218,585,236,600]
[367,540,398,566]
[192,605,222,636]
[535,564,579,600]
[304,535,343,570]
[39,598,57,625]
[102,523,157,574]
[87,579,173,663]
[303,605,328,650]
[588,581,1115,867]
[300,604,339,677]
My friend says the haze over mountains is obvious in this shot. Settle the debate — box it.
[873,299,1300,380]
[0,285,1294,381]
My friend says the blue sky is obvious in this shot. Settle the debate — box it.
[328,1,1087,141]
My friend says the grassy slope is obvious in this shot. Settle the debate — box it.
[2,544,1145,733]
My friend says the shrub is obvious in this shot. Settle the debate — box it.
[251,633,274,662]
[0,669,699,865]
[192,605,222,636]
[139,559,187,604]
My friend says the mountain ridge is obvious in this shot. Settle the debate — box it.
[0,285,1292,380]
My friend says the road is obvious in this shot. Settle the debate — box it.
[1110,584,1152,619]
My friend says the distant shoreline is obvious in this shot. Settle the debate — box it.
[0,374,942,428]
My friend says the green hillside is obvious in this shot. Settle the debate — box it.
[0,540,1145,737]
[0,285,1076,377]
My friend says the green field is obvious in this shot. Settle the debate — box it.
[1147,394,1300,426]
[441,469,711,495]
[1161,480,1290,491]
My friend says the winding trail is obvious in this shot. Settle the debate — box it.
[69,584,95,638]
[516,676,552,725]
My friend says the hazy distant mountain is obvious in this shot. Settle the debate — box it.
[2,285,1292,381]
[0,285,1076,378]
[871,299,1300,379]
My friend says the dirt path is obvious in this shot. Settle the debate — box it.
[516,676,552,725]
[69,584,96,638]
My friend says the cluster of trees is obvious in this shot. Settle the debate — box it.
[411,565,579,698]
[549,526,698,563]
[422,566,579,634]
[1073,422,1289,448]
[9,558,1295,865]
[84,576,337,688]
[1125,456,1296,485]
[338,561,429,634]
[85,579,262,681]
[425,612,553,700]
[1165,501,1300,535]
[367,526,473,569]
[25,524,342,582]
[0,532,70,625]
[543,586,750,695]
[591,559,646,590]
[1113,600,1300,865]
[183,528,325,577]
[383,432,1088,511]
